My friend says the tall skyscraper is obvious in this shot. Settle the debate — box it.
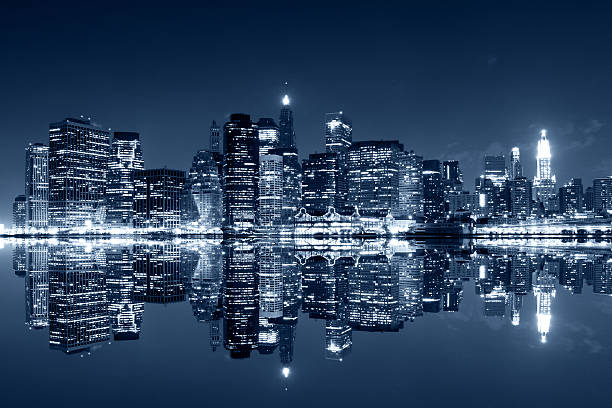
[258,154,284,228]
[484,155,507,187]
[48,117,110,228]
[134,169,185,229]
[422,160,444,222]
[325,112,352,154]
[25,143,49,228]
[13,195,26,228]
[347,141,403,217]
[509,177,532,219]
[210,120,221,154]
[302,152,338,215]
[533,129,556,206]
[271,147,302,225]
[559,178,583,215]
[257,118,280,156]
[279,94,295,148]
[442,160,463,192]
[182,150,223,229]
[223,114,259,231]
[592,177,612,214]
[105,132,144,226]
[510,147,522,179]
[398,151,423,219]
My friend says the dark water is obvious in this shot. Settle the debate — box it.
[1,238,611,408]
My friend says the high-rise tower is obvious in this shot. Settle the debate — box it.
[25,143,49,228]
[533,129,556,206]
[210,120,221,154]
[325,112,352,154]
[279,94,295,148]
[510,147,522,179]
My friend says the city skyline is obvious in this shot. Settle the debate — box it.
[2,2,612,225]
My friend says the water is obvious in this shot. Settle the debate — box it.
[1,238,611,407]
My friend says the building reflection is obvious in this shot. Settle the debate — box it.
[10,238,612,360]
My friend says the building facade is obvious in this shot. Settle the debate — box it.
[210,120,221,154]
[422,160,444,222]
[105,132,144,226]
[301,152,338,216]
[325,112,352,154]
[258,154,284,228]
[398,151,423,219]
[25,143,49,228]
[13,195,26,228]
[533,129,556,207]
[182,150,223,229]
[48,118,110,228]
[134,169,185,229]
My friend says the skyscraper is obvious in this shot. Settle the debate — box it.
[25,143,49,228]
[258,154,284,228]
[105,132,144,226]
[182,150,223,229]
[301,152,338,215]
[592,177,612,214]
[48,117,110,228]
[134,169,185,229]
[442,160,463,192]
[325,112,352,154]
[398,151,423,219]
[559,178,583,215]
[484,155,507,187]
[533,129,556,206]
[223,114,259,231]
[346,140,403,217]
[13,195,26,228]
[25,243,49,329]
[509,177,532,219]
[279,94,295,148]
[422,160,444,222]
[510,147,522,179]
[271,147,302,225]
[210,120,221,154]
[257,118,280,156]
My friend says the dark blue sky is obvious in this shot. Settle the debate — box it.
[2,0,612,225]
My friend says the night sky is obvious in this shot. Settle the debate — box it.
[2,1,612,225]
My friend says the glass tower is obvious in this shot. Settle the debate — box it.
[25,143,49,228]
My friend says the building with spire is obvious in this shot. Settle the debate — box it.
[279,93,295,148]
[510,147,522,179]
[533,129,556,209]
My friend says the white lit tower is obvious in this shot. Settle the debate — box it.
[533,129,556,207]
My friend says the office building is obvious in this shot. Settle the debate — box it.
[25,143,49,228]
[559,178,583,215]
[271,147,302,225]
[258,154,284,228]
[210,120,221,154]
[325,112,352,154]
[533,129,556,207]
[257,118,280,156]
[422,160,444,222]
[346,140,403,217]
[223,114,259,231]
[509,177,532,219]
[398,151,423,219]
[593,177,612,214]
[302,152,338,215]
[510,147,522,179]
[134,169,185,229]
[484,155,507,187]
[182,150,223,229]
[13,195,26,228]
[48,117,110,228]
[105,132,144,226]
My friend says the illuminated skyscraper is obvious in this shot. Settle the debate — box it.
[105,132,144,226]
[106,247,143,340]
[48,117,110,227]
[279,94,295,148]
[422,160,444,222]
[346,140,403,217]
[302,152,338,215]
[188,244,223,322]
[443,160,463,192]
[325,112,352,154]
[484,155,507,187]
[592,177,612,214]
[182,150,223,229]
[257,118,280,156]
[134,169,185,229]
[209,120,221,154]
[509,177,532,219]
[559,178,583,215]
[533,267,556,343]
[25,143,49,228]
[13,195,26,228]
[258,154,284,228]
[271,147,302,225]
[258,244,283,319]
[398,151,423,219]
[325,319,352,361]
[510,147,522,179]
[533,129,556,206]
[223,114,259,231]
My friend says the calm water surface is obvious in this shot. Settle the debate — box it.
[1,238,611,408]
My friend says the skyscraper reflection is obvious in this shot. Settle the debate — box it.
[106,247,143,340]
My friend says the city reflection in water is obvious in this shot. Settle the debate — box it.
[9,239,612,362]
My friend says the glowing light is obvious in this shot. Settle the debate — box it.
[282,94,290,106]
[282,367,290,378]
